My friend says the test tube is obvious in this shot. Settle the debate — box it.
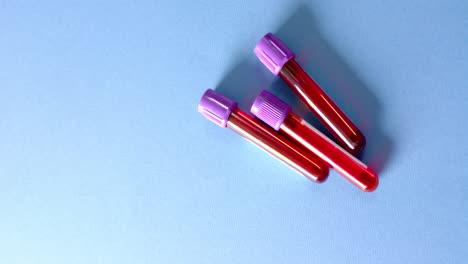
[254,32,366,155]
[251,90,378,192]
[198,89,329,183]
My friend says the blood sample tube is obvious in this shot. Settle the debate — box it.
[198,89,329,183]
[254,32,366,155]
[251,90,378,192]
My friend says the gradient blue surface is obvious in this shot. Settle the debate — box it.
[1,1,467,263]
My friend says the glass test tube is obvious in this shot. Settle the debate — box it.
[251,90,378,192]
[254,32,366,155]
[198,89,329,183]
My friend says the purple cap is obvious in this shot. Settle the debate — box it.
[198,89,237,127]
[250,90,291,130]
[254,32,295,75]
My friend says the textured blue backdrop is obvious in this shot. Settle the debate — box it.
[1,0,467,263]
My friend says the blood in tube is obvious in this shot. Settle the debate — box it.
[251,90,378,192]
[198,89,329,183]
[254,32,366,155]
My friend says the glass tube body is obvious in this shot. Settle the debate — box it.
[280,112,378,192]
[227,108,329,183]
[280,60,366,155]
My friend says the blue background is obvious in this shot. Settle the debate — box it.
[1,0,467,263]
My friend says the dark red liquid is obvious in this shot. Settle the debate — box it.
[281,112,378,192]
[227,108,329,183]
[280,60,366,155]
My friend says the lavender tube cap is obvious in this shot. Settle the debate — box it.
[254,32,295,75]
[198,89,237,128]
[251,90,292,131]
